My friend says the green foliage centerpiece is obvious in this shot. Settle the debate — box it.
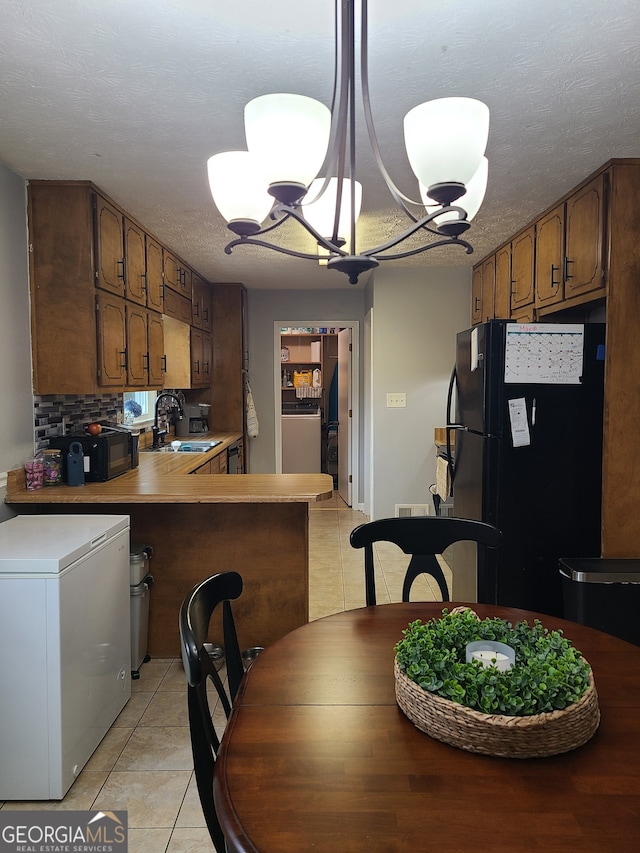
[394,607,600,758]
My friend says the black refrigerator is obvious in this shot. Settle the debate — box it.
[447,319,605,617]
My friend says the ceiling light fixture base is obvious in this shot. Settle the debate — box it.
[327,255,379,285]
[268,182,307,206]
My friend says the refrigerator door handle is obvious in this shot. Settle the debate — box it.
[445,365,467,485]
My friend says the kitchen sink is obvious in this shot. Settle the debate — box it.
[143,440,223,453]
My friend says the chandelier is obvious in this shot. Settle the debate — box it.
[207,0,490,285]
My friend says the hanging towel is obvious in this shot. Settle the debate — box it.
[246,385,259,438]
[435,455,451,501]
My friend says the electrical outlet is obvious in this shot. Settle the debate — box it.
[386,393,406,408]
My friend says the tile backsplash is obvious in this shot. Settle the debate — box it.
[34,394,123,451]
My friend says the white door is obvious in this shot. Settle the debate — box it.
[337,327,352,506]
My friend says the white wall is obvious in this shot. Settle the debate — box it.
[0,164,34,520]
[368,266,470,520]
[245,268,471,518]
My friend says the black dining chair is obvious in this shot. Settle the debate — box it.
[349,516,502,606]
[179,571,245,853]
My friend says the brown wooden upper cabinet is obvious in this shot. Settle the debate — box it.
[480,256,496,322]
[190,328,211,387]
[96,296,164,389]
[471,265,483,325]
[191,275,212,333]
[510,225,535,312]
[146,236,165,314]
[535,173,607,311]
[535,203,564,310]
[123,218,147,306]
[564,172,607,300]
[494,244,512,319]
[164,250,193,299]
[94,195,125,297]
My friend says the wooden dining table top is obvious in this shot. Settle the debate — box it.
[213,602,640,852]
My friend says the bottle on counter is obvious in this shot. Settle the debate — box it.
[43,449,62,486]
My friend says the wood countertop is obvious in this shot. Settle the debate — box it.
[5,434,334,505]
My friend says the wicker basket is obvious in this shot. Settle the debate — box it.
[394,657,600,759]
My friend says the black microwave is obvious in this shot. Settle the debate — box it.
[49,430,135,482]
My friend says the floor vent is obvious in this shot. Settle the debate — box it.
[395,504,430,518]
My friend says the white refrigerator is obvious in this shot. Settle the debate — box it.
[0,514,131,800]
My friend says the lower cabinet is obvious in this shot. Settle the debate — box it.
[193,450,228,475]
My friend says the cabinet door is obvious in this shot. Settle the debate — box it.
[471,265,483,325]
[564,172,607,299]
[535,204,564,308]
[480,255,496,322]
[180,265,193,299]
[96,293,126,387]
[200,282,212,333]
[192,275,212,332]
[94,195,125,296]
[494,245,511,319]
[146,236,164,313]
[163,250,182,294]
[191,274,204,329]
[191,327,204,386]
[164,287,193,324]
[202,333,211,384]
[126,303,148,387]
[147,311,165,387]
[124,218,147,305]
[510,226,535,309]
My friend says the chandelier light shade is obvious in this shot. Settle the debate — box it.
[244,94,332,204]
[207,0,490,284]
[404,97,490,205]
[207,151,274,235]
[304,178,363,244]
[420,157,489,225]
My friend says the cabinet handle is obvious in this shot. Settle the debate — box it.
[203,307,209,321]
[142,274,148,294]
[143,353,149,370]
[161,355,167,373]
[194,302,200,317]
[474,296,481,311]
[510,278,516,296]
[204,360,210,376]
[117,259,126,282]
[551,264,560,291]
[564,257,573,281]
[194,359,200,375]
[120,350,128,370]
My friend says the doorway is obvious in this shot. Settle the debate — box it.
[274,320,359,507]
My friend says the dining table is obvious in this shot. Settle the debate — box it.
[213,602,640,852]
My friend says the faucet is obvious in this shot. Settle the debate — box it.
[152,393,185,448]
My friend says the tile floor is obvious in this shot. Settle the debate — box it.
[0,494,450,852]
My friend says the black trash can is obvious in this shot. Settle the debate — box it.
[559,558,640,647]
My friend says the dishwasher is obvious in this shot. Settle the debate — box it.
[282,401,322,473]
[0,514,131,800]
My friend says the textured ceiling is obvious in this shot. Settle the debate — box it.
[1,0,639,290]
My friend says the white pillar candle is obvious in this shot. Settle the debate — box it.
[466,641,515,671]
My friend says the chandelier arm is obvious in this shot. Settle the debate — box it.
[360,0,429,221]
[358,208,469,256]
[225,236,345,262]
[369,236,474,262]
[227,204,350,257]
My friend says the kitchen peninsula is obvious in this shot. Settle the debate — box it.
[5,442,333,656]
